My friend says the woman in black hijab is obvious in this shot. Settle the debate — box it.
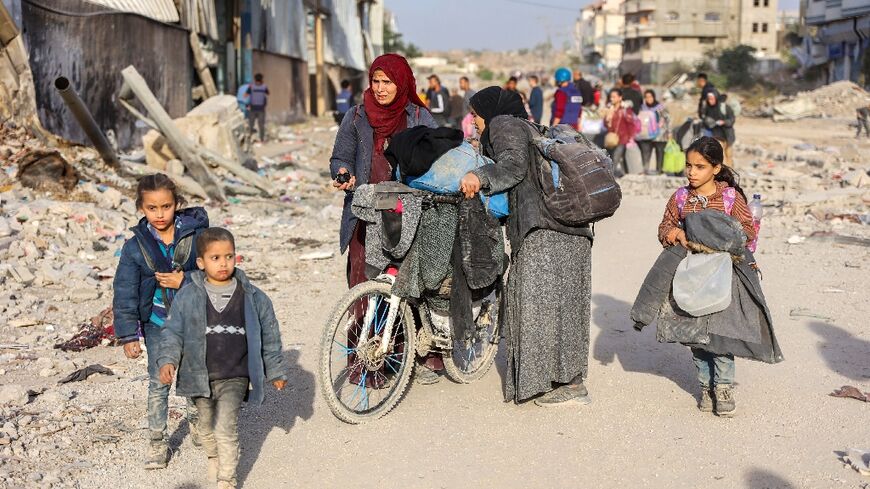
[460,87,594,406]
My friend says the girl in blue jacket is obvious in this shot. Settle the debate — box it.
[112,174,209,469]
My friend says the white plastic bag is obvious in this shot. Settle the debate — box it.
[672,252,733,317]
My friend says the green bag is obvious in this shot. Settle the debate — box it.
[662,139,686,174]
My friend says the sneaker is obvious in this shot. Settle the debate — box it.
[207,458,219,483]
[714,384,736,417]
[143,442,169,470]
[534,384,592,407]
[414,366,441,385]
[698,384,714,413]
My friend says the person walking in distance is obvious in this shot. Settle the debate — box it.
[856,103,870,138]
[701,91,736,166]
[620,73,643,111]
[696,73,717,118]
[573,70,595,108]
[246,73,269,142]
[528,75,544,124]
[636,89,671,175]
[335,79,354,125]
[460,76,477,117]
[550,67,583,130]
[426,74,451,127]
[604,88,640,176]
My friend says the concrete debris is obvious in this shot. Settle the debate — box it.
[0,384,30,407]
[773,81,870,121]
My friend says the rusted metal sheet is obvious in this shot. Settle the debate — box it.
[22,0,191,150]
[81,0,179,23]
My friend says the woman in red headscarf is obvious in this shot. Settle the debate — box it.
[330,54,434,287]
[329,56,441,384]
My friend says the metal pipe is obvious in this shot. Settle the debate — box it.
[54,76,120,168]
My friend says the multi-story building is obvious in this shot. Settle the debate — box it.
[801,0,870,85]
[576,0,625,71]
[620,0,779,83]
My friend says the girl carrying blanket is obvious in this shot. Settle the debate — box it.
[631,136,783,417]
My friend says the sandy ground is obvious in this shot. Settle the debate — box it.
[43,115,866,489]
[0,108,844,489]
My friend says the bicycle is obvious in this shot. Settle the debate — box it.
[318,185,502,424]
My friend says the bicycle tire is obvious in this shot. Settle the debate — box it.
[442,294,500,384]
[318,280,416,424]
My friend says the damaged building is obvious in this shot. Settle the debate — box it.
[1,0,383,150]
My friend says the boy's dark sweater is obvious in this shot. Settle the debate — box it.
[204,279,249,380]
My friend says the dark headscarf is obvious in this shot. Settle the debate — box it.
[385,126,464,177]
[469,86,528,149]
[364,54,427,154]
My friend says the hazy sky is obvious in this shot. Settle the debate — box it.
[386,0,802,51]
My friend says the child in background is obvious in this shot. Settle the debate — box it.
[158,228,288,489]
[113,174,209,468]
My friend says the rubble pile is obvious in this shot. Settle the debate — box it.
[0,109,347,487]
[771,81,870,121]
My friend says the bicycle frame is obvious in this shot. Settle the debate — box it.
[353,273,403,356]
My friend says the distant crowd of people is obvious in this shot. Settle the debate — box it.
[366,69,740,179]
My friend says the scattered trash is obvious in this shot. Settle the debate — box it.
[830,385,870,403]
[787,235,806,245]
[58,364,114,384]
[54,308,117,352]
[15,149,79,191]
[789,308,833,321]
[842,449,870,476]
[299,250,335,261]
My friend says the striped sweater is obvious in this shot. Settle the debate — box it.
[658,181,756,247]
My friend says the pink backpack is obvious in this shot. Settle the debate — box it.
[675,186,735,217]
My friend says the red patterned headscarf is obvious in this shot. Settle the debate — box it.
[363,54,426,151]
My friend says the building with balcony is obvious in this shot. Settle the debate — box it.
[575,0,625,70]
[800,0,870,85]
[620,0,780,83]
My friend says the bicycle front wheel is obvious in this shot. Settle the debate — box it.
[442,290,501,384]
[319,280,416,424]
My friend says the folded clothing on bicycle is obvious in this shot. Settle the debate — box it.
[385,126,464,178]
[352,183,505,341]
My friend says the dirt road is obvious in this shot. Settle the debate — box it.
[75,183,869,489]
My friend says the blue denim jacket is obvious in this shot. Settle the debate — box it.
[156,269,288,406]
[329,103,436,253]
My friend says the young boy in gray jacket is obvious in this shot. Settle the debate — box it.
[158,227,287,489]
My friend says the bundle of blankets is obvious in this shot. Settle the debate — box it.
[631,210,784,364]
[352,127,505,341]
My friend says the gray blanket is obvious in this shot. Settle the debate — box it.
[631,211,783,364]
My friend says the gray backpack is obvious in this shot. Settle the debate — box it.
[527,121,622,226]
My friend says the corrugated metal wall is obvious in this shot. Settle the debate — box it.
[81,0,179,22]
[324,0,365,72]
[251,0,307,60]
[23,0,191,150]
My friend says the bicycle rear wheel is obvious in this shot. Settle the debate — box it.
[319,280,416,424]
[442,290,500,384]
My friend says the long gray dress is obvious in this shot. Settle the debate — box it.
[504,230,592,401]
[472,115,594,402]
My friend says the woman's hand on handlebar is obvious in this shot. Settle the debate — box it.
[459,173,481,199]
[332,168,356,191]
